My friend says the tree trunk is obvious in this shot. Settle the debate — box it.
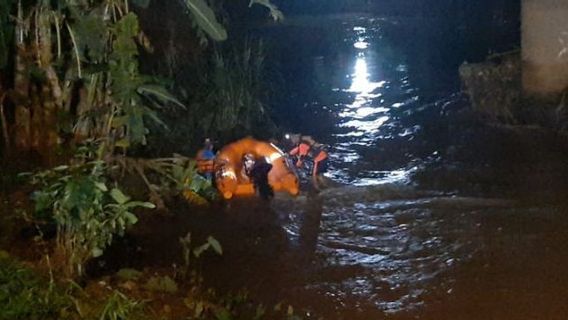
[10,4,65,163]
[13,2,32,151]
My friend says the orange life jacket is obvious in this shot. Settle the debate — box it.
[290,142,328,171]
[289,142,311,157]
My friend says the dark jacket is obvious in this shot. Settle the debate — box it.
[247,159,274,200]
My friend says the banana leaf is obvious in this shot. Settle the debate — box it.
[182,0,227,41]
[137,84,186,109]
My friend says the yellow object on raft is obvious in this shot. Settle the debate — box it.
[214,137,300,199]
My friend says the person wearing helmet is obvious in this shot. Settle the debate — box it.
[196,138,215,181]
[243,153,274,200]
[286,134,329,190]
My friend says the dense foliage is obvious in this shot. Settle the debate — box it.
[22,143,155,276]
[0,0,283,273]
[0,0,286,317]
[0,251,146,320]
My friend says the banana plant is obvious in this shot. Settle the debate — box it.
[26,158,155,278]
[138,0,282,42]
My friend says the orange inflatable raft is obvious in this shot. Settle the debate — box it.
[214,137,300,199]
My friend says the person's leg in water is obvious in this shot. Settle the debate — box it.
[257,180,274,200]
[312,157,329,191]
[256,167,274,200]
[251,162,274,200]
[298,190,323,258]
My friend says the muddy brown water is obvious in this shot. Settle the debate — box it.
[101,185,568,319]
[98,15,568,319]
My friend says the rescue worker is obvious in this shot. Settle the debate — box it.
[196,138,215,181]
[243,153,274,200]
[287,134,329,190]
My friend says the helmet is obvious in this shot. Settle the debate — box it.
[203,138,213,149]
[285,133,301,145]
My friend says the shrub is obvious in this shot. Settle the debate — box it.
[26,159,154,278]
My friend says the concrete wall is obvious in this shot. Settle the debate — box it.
[522,0,568,94]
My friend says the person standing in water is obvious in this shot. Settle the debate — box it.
[243,153,274,200]
[286,134,329,190]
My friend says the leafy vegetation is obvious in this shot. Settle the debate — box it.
[0,252,147,320]
[1,0,239,278]
[0,0,181,160]
[0,253,75,320]
[180,289,306,320]
[146,39,278,155]
[178,232,222,280]
[206,40,274,136]
[183,0,228,42]
[25,157,154,277]
[97,290,146,320]
[20,139,219,277]
[111,153,218,208]
[0,251,308,319]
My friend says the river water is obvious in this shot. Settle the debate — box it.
[108,15,568,319]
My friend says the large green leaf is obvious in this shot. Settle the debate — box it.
[192,243,210,258]
[142,106,168,129]
[137,84,186,109]
[110,188,131,205]
[124,212,138,224]
[72,11,107,62]
[125,201,156,209]
[127,107,147,145]
[182,0,227,41]
[207,236,223,255]
[92,247,103,258]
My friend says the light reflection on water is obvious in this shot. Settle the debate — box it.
[340,116,389,130]
[353,40,369,49]
[308,23,446,313]
[273,185,511,316]
[352,168,416,186]
[347,57,385,95]
[330,24,415,186]
[339,106,386,118]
